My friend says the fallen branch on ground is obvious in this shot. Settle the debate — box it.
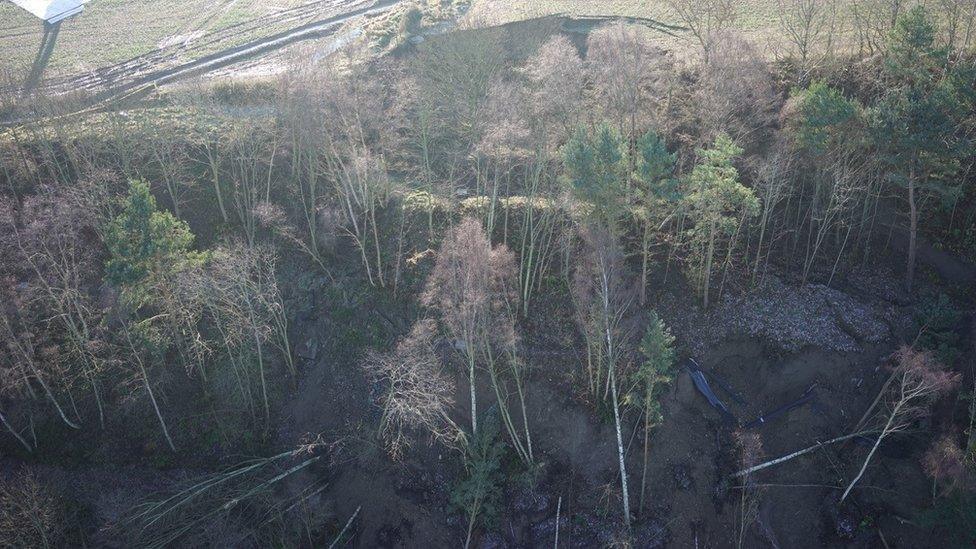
[329,505,361,549]
[731,431,874,478]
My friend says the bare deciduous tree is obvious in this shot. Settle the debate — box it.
[841,346,960,501]
[734,431,765,549]
[936,0,976,51]
[586,23,672,147]
[276,59,333,269]
[137,116,192,219]
[572,227,638,529]
[667,0,739,57]
[0,278,79,434]
[362,319,461,459]
[476,79,533,238]
[695,32,780,150]
[0,470,64,547]
[523,35,584,143]
[413,29,505,157]
[922,432,967,500]
[253,201,334,274]
[0,191,107,427]
[421,218,533,463]
[333,150,393,287]
[777,0,838,81]
[849,0,906,54]
[228,122,279,248]
[735,347,961,482]
[749,140,795,285]
[196,243,295,428]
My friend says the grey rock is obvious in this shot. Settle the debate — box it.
[296,338,319,361]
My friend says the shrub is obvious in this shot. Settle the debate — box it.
[913,293,963,365]
[0,471,64,548]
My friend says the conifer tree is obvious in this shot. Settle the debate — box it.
[633,130,679,303]
[683,134,759,307]
[872,6,972,291]
[562,124,629,234]
[635,312,676,514]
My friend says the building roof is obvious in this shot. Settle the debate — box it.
[8,0,86,24]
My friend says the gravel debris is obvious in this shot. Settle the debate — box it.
[660,274,901,355]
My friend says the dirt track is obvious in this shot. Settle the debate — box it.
[23,0,403,106]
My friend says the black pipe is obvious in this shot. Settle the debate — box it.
[743,386,817,429]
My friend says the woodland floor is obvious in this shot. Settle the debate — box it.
[2,8,974,549]
[263,249,954,547]
[0,237,964,547]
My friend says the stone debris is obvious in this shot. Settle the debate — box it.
[661,274,901,355]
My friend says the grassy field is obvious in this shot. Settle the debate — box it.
[0,0,960,94]
[0,0,799,81]
[0,0,350,77]
[466,0,665,24]
[463,0,860,54]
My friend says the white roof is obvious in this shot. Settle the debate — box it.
[8,0,86,23]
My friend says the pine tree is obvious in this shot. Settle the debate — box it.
[795,81,863,153]
[562,123,629,233]
[683,134,759,307]
[633,130,679,303]
[104,179,204,306]
[872,6,971,291]
[636,312,676,514]
[104,180,206,450]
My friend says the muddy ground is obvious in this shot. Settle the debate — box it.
[2,7,971,547]
[1,240,964,548]
[1,180,969,548]
[252,253,955,548]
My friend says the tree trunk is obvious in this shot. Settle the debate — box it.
[703,221,717,308]
[640,381,651,514]
[732,431,869,478]
[609,364,631,530]
[468,351,478,436]
[126,328,176,452]
[841,408,898,502]
[207,149,229,223]
[906,174,917,293]
[554,496,562,549]
[602,267,630,529]
[254,325,271,428]
[640,221,651,305]
[35,368,80,430]
[753,203,770,285]
[464,496,481,549]
[0,408,32,452]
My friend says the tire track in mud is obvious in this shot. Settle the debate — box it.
[33,0,399,99]
[5,0,344,94]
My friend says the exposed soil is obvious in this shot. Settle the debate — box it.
[251,254,945,547]
[0,238,957,548]
[2,11,972,549]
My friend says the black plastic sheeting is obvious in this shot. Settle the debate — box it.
[684,358,817,429]
[685,358,738,424]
